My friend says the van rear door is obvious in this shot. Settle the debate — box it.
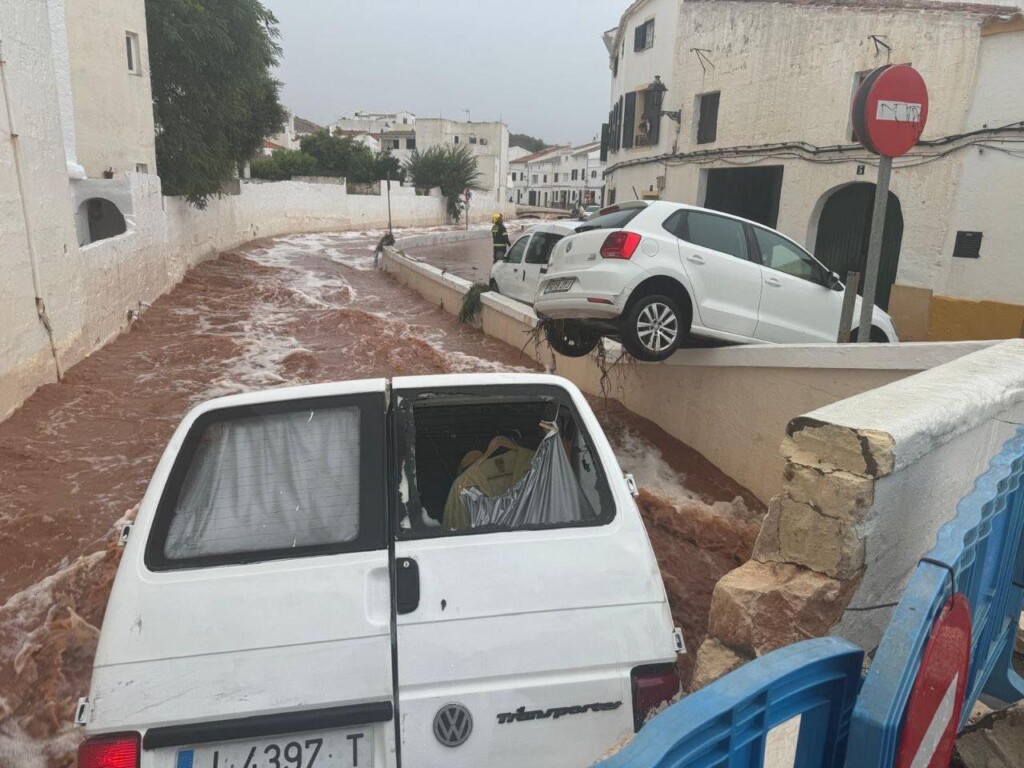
[88,381,397,768]
[390,376,676,768]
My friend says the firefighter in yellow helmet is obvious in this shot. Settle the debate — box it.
[491,213,510,261]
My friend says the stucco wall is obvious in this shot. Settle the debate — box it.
[934,27,1024,305]
[63,0,157,177]
[0,0,87,424]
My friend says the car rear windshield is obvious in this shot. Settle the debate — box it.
[575,207,644,232]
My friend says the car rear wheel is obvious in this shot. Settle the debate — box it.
[849,326,890,343]
[544,320,600,358]
[621,294,688,362]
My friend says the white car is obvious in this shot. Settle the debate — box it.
[533,201,898,361]
[490,221,581,304]
[76,374,682,768]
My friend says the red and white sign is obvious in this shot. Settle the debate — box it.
[852,64,930,157]
[895,593,971,768]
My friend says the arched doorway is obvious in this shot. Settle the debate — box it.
[813,183,903,309]
[76,198,127,246]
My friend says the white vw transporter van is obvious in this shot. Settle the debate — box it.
[77,374,681,768]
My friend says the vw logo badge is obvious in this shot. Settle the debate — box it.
[433,702,473,747]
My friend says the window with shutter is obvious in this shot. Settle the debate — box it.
[697,92,720,145]
[622,92,637,149]
[600,122,610,161]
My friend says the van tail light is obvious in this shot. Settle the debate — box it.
[77,733,140,768]
[631,663,681,731]
[600,231,642,259]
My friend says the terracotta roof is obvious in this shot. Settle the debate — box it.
[262,139,285,150]
[293,116,323,134]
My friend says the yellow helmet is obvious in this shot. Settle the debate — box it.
[492,213,503,223]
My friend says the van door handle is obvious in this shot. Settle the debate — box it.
[765,277,782,288]
[396,558,419,615]
[687,254,705,265]
[540,267,548,274]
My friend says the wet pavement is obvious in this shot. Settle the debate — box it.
[0,227,762,767]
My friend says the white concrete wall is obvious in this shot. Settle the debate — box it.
[63,0,157,177]
[807,341,1024,650]
[415,118,510,204]
[935,27,1024,305]
[0,0,87,423]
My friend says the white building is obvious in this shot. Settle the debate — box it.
[601,0,1024,341]
[268,113,324,151]
[331,110,416,135]
[510,143,606,208]
[414,118,511,207]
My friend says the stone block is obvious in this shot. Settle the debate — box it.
[754,497,865,580]
[691,639,751,692]
[708,560,860,657]
[783,420,895,478]
[782,463,875,520]
[955,702,1024,768]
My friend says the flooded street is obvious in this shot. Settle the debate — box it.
[0,227,762,767]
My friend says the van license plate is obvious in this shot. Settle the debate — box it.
[175,729,370,768]
[544,278,575,294]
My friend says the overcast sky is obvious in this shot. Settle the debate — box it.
[262,0,626,145]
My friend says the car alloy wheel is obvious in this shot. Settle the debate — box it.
[636,302,678,355]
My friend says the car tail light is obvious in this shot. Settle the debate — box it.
[631,663,681,731]
[77,733,140,768]
[600,231,642,259]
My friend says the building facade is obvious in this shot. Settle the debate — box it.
[62,0,157,178]
[601,0,1024,340]
[510,143,606,208]
[415,118,511,206]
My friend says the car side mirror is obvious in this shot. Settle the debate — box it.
[827,272,843,291]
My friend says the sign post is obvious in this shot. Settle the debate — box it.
[850,64,929,342]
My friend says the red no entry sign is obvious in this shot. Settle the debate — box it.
[852,64,929,157]
[895,593,971,768]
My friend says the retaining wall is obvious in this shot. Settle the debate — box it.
[381,246,996,503]
[695,339,1024,684]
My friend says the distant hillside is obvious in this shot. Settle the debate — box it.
[509,133,550,153]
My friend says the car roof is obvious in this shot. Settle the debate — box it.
[642,200,776,230]
[524,220,583,235]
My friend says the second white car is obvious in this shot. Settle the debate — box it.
[490,221,580,304]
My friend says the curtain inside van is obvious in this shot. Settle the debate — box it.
[459,428,596,529]
[164,406,362,559]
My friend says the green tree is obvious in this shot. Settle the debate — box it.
[147,0,288,207]
[375,150,405,183]
[250,150,319,181]
[299,131,377,182]
[509,133,550,153]
[404,144,482,222]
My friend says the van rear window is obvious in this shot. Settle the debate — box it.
[395,385,615,539]
[147,395,386,569]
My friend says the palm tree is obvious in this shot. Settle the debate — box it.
[404,144,483,222]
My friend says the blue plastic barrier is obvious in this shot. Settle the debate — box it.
[593,637,863,768]
[847,427,1024,768]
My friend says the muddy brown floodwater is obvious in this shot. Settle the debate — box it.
[0,228,763,767]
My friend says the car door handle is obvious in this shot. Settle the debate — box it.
[396,557,419,615]
[687,254,705,265]
[765,277,782,288]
